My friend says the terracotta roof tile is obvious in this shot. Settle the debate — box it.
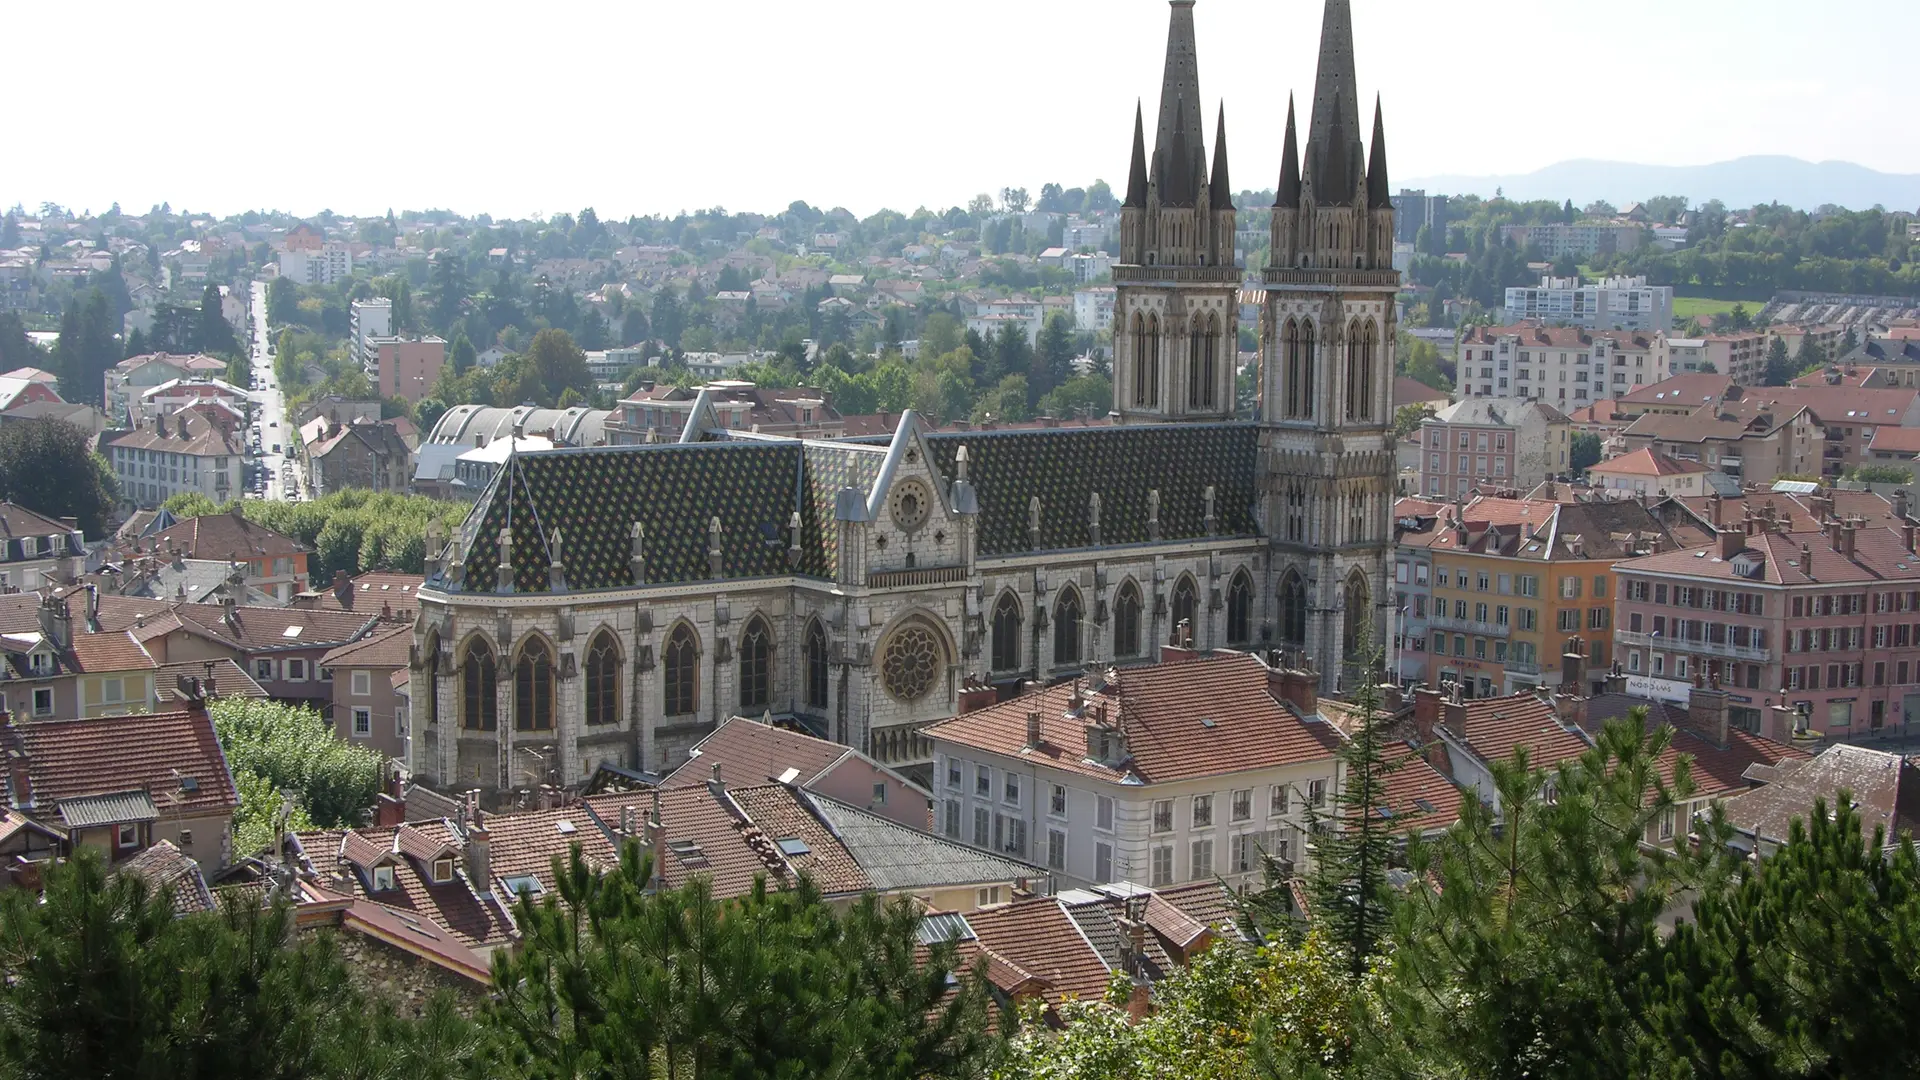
[1445,693,1592,771]
[926,653,1343,785]
[1592,448,1707,478]
[6,708,238,817]
[66,630,155,673]
[141,513,307,561]
[661,716,850,790]
[959,897,1111,1006]
[296,820,514,950]
[726,785,869,894]
[321,624,412,669]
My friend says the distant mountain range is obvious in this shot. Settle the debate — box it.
[1399,156,1920,214]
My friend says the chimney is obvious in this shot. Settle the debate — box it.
[464,793,490,888]
[1896,488,1910,522]
[1842,519,1857,561]
[957,675,997,715]
[1800,542,1813,578]
[1604,660,1628,696]
[648,788,666,891]
[332,570,352,607]
[1905,520,1916,555]
[1717,526,1744,561]
[1709,492,1723,526]
[1025,710,1042,750]
[1442,683,1468,740]
[1827,517,1843,552]
[1689,673,1731,750]
[375,773,405,828]
[1561,640,1586,692]
[1553,691,1591,735]
[1412,685,1444,744]
[708,761,724,794]
[7,750,31,811]
[84,585,99,634]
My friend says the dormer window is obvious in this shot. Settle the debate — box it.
[431,857,454,883]
[371,864,396,891]
[27,652,50,676]
[19,537,35,557]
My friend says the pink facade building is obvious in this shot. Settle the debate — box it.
[1614,515,1920,743]
[374,337,447,403]
[1416,398,1571,498]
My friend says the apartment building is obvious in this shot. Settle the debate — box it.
[277,244,353,285]
[1589,448,1719,499]
[1415,398,1572,498]
[1704,332,1769,385]
[371,336,447,403]
[133,510,312,602]
[1612,373,1737,423]
[0,503,87,593]
[926,654,1345,890]
[1074,286,1117,333]
[1835,338,1920,389]
[1499,222,1646,259]
[349,298,394,364]
[1616,395,1822,488]
[1456,324,1669,407]
[1742,385,1920,479]
[1614,515,1920,743]
[105,353,228,425]
[1501,276,1673,333]
[1398,497,1681,698]
[107,412,246,510]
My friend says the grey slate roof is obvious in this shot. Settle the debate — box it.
[58,789,160,828]
[803,791,1045,892]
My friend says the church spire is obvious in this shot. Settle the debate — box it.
[1305,0,1365,199]
[1151,0,1207,209]
[1209,102,1232,211]
[1125,101,1148,209]
[1275,95,1301,209]
[1366,95,1391,209]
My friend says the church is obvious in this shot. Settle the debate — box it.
[406,0,1398,795]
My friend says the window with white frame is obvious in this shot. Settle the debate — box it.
[1192,794,1213,828]
[1047,829,1066,869]
[1003,773,1020,806]
[352,708,372,737]
[972,807,990,847]
[255,659,274,681]
[351,670,371,696]
[1095,842,1113,882]
[116,822,138,849]
[947,760,961,789]
[1049,784,1067,816]
[286,658,307,681]
[1096,795,1114,831]
[1152,799,1173,833]
[975,765,991,797]
[1309,780,1327,807]
[1190,838,1214,880]
[1231,789,1252,822]
[1150,845,1174,887]
[1271,784,1290,816]
[943,800,960,838]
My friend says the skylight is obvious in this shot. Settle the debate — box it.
[776,837,811,856]
[555,820,576,835]
[281,625,304,638]
[502,874,544,897]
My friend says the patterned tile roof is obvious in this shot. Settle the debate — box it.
[923,424,1258,555]
[457,443,810,593]
[725,785,870,895]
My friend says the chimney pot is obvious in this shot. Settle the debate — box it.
[1026,710,1042,749]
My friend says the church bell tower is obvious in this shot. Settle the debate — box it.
[1259,0,1397,691]
[1111,0,1240,426]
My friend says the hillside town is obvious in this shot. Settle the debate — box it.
[0,0,1917,1075]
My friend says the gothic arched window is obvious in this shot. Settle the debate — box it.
[1204,312,1220,409]
[1053,588,1082,667]
[514,637,554,733]
[1131,313,1149,408]
[1343,572,1373,660]
[461,638,496,731]
[1171,576,1199,647]
[585,630,620,727]
[1345,318,1362,421]
[739,616,771,712]
[1279,570,1307,646]
[1283,318,1301,418]
[1360,318,1378,420]
[423,632,440,727]
[1227,570,1254,646]
[805,619,829,709]
[1144,313,1161,408]
[1113,581,1142,658]
[664,624,698,717]
[991,593,1022,672]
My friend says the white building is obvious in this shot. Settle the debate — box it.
[925,654,1346,890]
[278,244,354,286]
[1073,286,1117,333]
[0,503,86,593]
[584,346,645,382]
[1070,251,1114,282]
[1501,276,1674,332]
[1456,324,1670,408]
[107,412,247,509]
[350,298,394,368]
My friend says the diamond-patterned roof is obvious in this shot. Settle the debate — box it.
[923,424,1259,555]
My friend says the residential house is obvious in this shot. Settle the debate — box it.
[1703,331,1770,385]
[132,509,311,601]
[107,412,247,510]
[0,399,110,441]
[370,336,447,403]
[1588,447,1718,499]
[0,591,160,721]
[292,570,425,621]
[0,371,61,413]
[1501,275,1673,332]
[299,417,414,497]
[1409,688,1592,813]
[104,352,228,426]
[0,503,86,593]
[1835,337,1920,389]
[1414,398,1572,498]
[1723,743,1920,857]
[1455,324,1669,407]
[322,624,412,762]
[608,382,845,443]
[0,692,241,874]
[134,377,249,427]
[661,714,929,830]
[1616,394,1822,488]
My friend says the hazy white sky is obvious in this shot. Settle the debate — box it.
[11,0,1914,221]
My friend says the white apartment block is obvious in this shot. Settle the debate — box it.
[278,245,353,286]
[1456,324,1670,408]
[1502,276,1674,332]
[1074,286,1117,333]
[350,298,393,368]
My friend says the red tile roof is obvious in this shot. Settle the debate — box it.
[1868,427,1920,455]
[1723,744,1920,848]
[662,716,852,791]
[66,630,156,673]
[925,653,1343,785]
[321,624,412,669]
[5,708,238,817]
[1445,693,1592,772]
[726,785,870,894]
[141,512,307,562]
[296,821,514,950]
[958,897,1112,1006]
[1592,448,1707,478]
[1617,374,1735,408]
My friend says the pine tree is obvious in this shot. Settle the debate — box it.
[1764,335,1791,386]
[1306,637,1403,980]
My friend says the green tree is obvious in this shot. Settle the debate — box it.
[416,396,449,435]
[1308,642,1403,980]
[449,332,476,375]
[1644,795,1920,1078]
[267,276,299,326]
[1393,402,1436,438]
[0,311,37,372]
[0,419,117,535]
[652,289,684,349]
[1726,302,1755,332]
[1794,332,1826,374]
[991,321,1033,391]
[428,251,467,333]
[211,699,383,838]
[922,312,962,359]
[1033,313,1076,403]
[1840,325,1860,358]
[1764,335,1792,385]
[1570,431,1603,473]
[619,305,650,347]
[199,283,240,357]
[524,327,592,401]
[491,848,992,1080]
[1852,463,1914,485]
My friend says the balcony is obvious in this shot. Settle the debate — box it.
[1428,613,1511,637]
[867,565,969,589]
[1616,630,1770,663]
[1504,658,1542,676]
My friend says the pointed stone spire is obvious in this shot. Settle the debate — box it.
[1366,94,1392,209]
[1153,0,1205,176]
[1160,96,1195,208]
[1305,0,1365,199]
[1275,95,1301,209]
[1209,103,1232,211]
[1124,101,1149,209]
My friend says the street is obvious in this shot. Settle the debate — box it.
[247,280,296,502]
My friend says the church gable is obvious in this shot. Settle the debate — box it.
[923,424,1258,556]
[801,442,885,578]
